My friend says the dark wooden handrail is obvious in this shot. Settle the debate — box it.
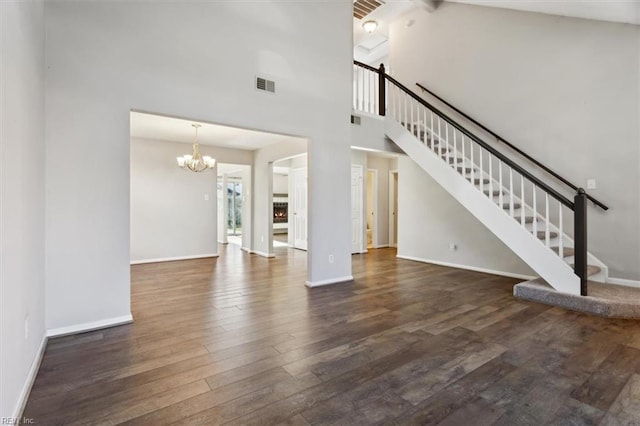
[415,82,608,211]
[353,60,378,73]
[384,72,575,209]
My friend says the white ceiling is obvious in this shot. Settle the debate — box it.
[130,111,303,150]
[353,0,639,65]
[446,0,640,26]
[353,1,415,65]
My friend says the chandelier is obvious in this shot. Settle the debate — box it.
[176,124,216,172]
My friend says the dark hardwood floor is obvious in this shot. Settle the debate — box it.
[23,245,640,425]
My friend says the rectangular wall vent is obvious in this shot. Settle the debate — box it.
[351,115,361,125]
[256,77,275,93]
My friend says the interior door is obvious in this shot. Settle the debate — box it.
[292,167,307,250]
[351,165,363,253]
[392,172,398,247]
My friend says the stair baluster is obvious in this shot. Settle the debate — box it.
[545,193,550,247]
[453,128,458,167]
[509,168,514,218]
[498,160,503,208]
[520,175,525,226]
[558,203,564,259]
[532,183,537,237]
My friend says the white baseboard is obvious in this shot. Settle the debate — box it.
[396,254,536,281]
[374,244,389,249]
[130,254,218,265]
[12,333,48,421]
[241,247,251,253]
[47,313,133,338]
[607,277,640,289]
[306,275,354,288]
[251,250,275,258]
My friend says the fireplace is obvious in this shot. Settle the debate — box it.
[273,202,288,223]
[273,195,288,231]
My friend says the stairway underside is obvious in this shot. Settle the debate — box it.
[385,117,583,294]
[514,279,640,318]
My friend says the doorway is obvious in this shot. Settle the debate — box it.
[366,169,377,249]
[217,164,252,250]
[272,160,290,248]
[227,179,243,236]
[389,170,398,248]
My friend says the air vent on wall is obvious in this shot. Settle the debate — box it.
[351,115,361,125]
[256,77,275,93]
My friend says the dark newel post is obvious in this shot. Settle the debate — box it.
[574,189,588,296]
[378,63,386,116]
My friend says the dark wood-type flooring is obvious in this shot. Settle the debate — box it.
[24,245,640,425]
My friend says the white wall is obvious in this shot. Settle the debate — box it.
[45,0,353,330]
[391,3,640,280]
[0,1,46,419]
[130,138,253,262]
[238,166,253,251]
[351,114,403,154]
[273,173,288,194]
[398,158,535,278]
[218,173,228,244]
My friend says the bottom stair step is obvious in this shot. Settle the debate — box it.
[571,264,602,277]
[514,278,640,318]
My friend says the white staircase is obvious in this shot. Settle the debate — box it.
[353,62,608,296]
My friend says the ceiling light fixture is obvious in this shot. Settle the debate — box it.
[176,124,216,172]
[362,20,378,34]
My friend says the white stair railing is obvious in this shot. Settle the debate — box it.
[352,61,608,295]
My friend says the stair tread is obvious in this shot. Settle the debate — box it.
[551,246,575,257]
[501,203,522,210]
[469,177,490,184]
[536,231,558,239]
[484,190,503,196]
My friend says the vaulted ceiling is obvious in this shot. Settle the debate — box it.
[353,0,639,66]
